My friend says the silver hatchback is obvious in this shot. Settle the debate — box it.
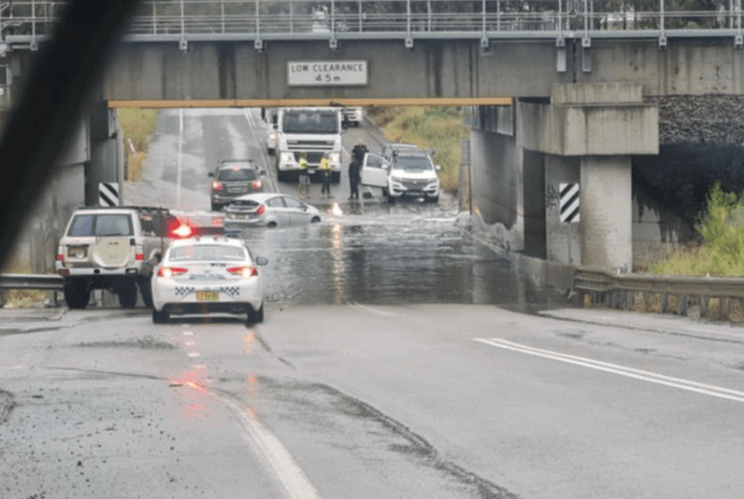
[224,193,322,228]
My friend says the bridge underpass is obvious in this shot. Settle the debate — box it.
[4,0,743,272]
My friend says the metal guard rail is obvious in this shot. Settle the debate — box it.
[2,0,744,49]
[0,273,63,291]
[574,267,744,299]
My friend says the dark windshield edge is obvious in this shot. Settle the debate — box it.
[0,0,140,269]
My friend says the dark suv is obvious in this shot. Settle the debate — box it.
[208,160,266,211]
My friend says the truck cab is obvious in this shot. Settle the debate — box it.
[276,107,343,183]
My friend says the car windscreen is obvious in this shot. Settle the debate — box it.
[282,112,339,134]
[169,244,247,263]
[67,214,133,236]
[395,156,432,171]
[217,168,258,181]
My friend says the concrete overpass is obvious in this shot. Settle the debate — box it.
[2,0,741,272]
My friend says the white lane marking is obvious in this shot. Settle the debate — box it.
[185,340,196,347]
[220,396,323,499]
[183,331,194,336]
[242,108,279,193]
[475,338,744,404]
[349,302,398,317]
[187,352,201,358]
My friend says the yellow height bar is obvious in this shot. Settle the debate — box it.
[109,97,513,108]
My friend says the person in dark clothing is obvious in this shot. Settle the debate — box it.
[351,139,368,164]
[348,159,361,200]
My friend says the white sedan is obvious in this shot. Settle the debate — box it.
[224,193,321,228]
[151,236,267,324]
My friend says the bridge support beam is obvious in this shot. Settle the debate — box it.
[86,102,124,206]
[517,83,659,270]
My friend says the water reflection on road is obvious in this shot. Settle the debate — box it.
[241,198,550,310]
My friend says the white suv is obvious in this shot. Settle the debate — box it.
[55,206,171,309]
[360,149,441,204]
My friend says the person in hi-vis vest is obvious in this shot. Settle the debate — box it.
[298,153,310,198]
[319,153,332,198]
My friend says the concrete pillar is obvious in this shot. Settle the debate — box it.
[580,156,632,271]
[545,155,581,265]
[86,102,123,206]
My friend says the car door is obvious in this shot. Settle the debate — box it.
[361,153,389,188]
[282,196,312,225]
[265,196,290,225]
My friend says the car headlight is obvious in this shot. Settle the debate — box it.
[329,152,341,165]
[267,132,277,140]
[280,152,295,163]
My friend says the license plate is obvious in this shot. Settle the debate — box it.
[236,214,245,220]
[196,291,219,301]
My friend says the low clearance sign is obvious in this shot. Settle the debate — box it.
[287,60,368,86]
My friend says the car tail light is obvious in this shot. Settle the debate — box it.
[251,180,262,189]
[56,246,64,261]
[211,181,223,191]
[256,204,266,215]
[227,266,258,277]
[212,216,223,227]
[157,267,189,278]
[135,245,145,261]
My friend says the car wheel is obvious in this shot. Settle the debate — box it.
[387,193,396,204]
[152,308,169,324]
[138,276,153,308]
[425,195,439,204]
[117,280,138,308]
[332,172,341,184]
[247,303,264,325]
[267,221,277,228]
[63,278,90,309]
[311,216,321,223]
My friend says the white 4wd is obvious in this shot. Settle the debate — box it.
[55,206,171,309]
[361,150,441,204]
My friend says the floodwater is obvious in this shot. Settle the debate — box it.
[239,196,554,311]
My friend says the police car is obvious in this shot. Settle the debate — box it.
[151,235,267,324]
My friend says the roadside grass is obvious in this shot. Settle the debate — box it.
[0,257,47,308]
[650,182,744,277]
[368,106,469,193]
[119,108,159,181]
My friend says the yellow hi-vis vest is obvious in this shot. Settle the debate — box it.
[299,158,308,171]
[320,158,331,170]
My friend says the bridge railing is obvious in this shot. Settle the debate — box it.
[1,0,743,47]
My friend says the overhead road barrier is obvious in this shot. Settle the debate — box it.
[108,98,515,109]
[2,0,744,50]
[574,267,744,321]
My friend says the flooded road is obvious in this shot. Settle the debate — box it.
[240,196,551,310]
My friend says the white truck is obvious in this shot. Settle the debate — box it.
[276,107,343,183]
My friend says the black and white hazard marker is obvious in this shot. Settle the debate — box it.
[559,183,579,223]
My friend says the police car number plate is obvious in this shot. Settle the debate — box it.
[196,291,219,301]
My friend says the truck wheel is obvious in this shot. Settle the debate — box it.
[63,278,90,309]
[138,276,153,308]
[117,280,138,308]
[277,171,286,182]
[332,172,341,184]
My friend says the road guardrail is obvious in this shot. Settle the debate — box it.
[574,267,744,320]
[0,273,64,291]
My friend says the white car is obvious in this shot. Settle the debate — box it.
[224,193,322,228]
[151,236,267,324]
[265,128,280,155]
[361,150,441,203]
[343,107,363,127]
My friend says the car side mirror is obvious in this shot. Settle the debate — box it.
[207,172,214,177]
[435,164,442,171]
[260,170,267,176]
[255,256,269,266]
[382,163,389,170]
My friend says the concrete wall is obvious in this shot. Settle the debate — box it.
[523,150,546,259]
[545,155,581,265]
[469,128,524,251]
[632,186,693,268]
[10,120,89,273]
[2,37,732,103]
